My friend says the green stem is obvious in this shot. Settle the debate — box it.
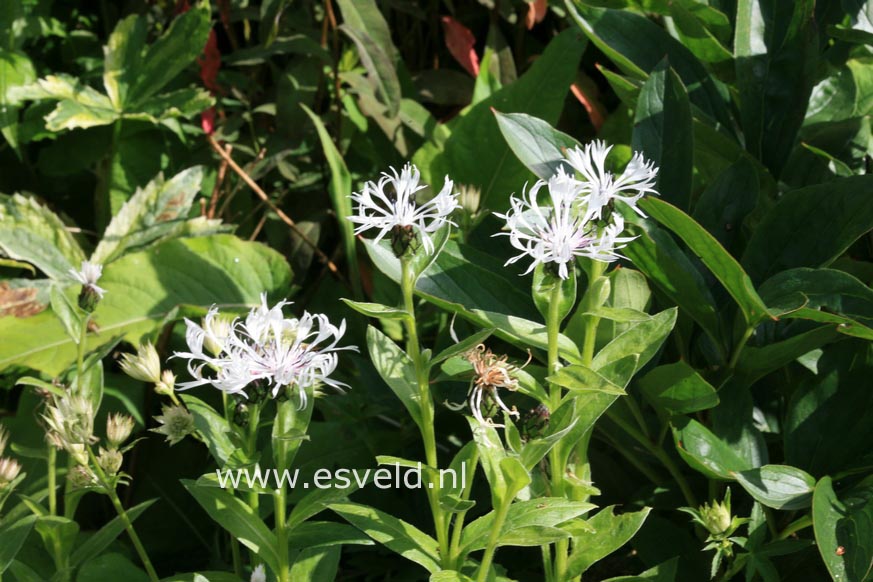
[475,499,511,582]
[448,451,479,569]
[47,445,57,516]
[87,448,158,582]
[97,120,123,230]
[580,260,607,367]
[400,258,450,564]
[246,403,262,566]
[230,531,243,579]
[728,326,753,370]
[75,315,89,393]
[273,488,290,582]
[776,515,812,540]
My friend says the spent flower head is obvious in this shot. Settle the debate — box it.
[174,294,355,406]
[447,344,526,427]
[349,163,459,256]
[106,413,135,449]
[563,140,659,222]
[69,260,106,310]
[496,169,635,279]
[119,342,162,383]
[43,394,96,449]
[151,405,195,446]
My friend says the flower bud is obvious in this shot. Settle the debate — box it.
[155,370,176,396]
[119,342,162,383]
[69,261,105,312]
[0,457,22,487]
[151,405,195,446]
[98,447,123,475]
[106,413,135,449]
[67,443,89,467]
[68,464,95,489]
[700,498,733,536]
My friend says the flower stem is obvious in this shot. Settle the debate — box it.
[448,450,478,569]
[545,278,568,579]
[400,257,450,564]
[475,498,511,582]
[273,487,290,582]
[245,403,262,566]
[87,447,158,582]
[776,515,812,540]
[47,445,57,516]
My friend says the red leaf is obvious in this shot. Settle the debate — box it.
[201,107,216,135]
[525,0,548,30]
[441,16,479,77]
[570,82,605,132]
[198,30,222,93]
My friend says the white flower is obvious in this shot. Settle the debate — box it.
[563,140,659,222]
[173,294,356,405]
[348,163,460,254]
[68,260,106,299]
[496,170,619,279]
[250,564,266,582]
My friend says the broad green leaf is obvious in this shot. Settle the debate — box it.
[91,166,207,264]
[735,465,815,511]
[742,176,873,283]
[548,365,626,396]
[330,502,441,573]
[641,198,771,326]
[366,325,423,428]
[668,1,733,80]
[0,235,292,375]
[126,2,211,106]
[592,308,677,374]
[289,546,341,582]
[566,507,652,578]
[182,480,281,573]
[759,268,873,322]
[49,284,83,343]
[532,264,576,324]
[632,59,692,211]
[102,15,147,110]
[0,193,85,279]
[813,476,873,582]
[70,499,157,567]
[603,557,680,582]
[413,29,586,210]
[0,515,36,574]
[734,0,817,174]
[673,417,751,480]
[566,2,731,129]
[302,104,360,296]
[494,111,581,180]
[134,87,214,122]
[638,362,719,415]
[430,571,475,582]
[459,498,596,554]
[77,553,149,582]
[272,397,312,473]
[335,0,398,64]
[691,158,759,256]
[339,24,401,118]
[182,395,236,466]
[288,479,362,528]
[738,325,840,383]
[285,521,373,549]
[429,328,493,367]
[0,50,36,153]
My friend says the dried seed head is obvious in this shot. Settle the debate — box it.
[119,342,162,383]
[106,413,135,449]
[455,344,526,427]
[151,405,195,446]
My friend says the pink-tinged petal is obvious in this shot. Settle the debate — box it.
[201,107,216,135]
[441,16,480,77]
[525,0,548,30]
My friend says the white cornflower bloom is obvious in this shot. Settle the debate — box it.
[69,260,106,299]
[250,564,266,582]
[349,163,460,255]
[173,294,356,406]
[496,171,608,279]
[563,140,659,222]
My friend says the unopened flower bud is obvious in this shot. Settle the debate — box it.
[68,464,95,489]
[98,447,123,475]
[155,370,176,396]
[700,497,733,536]
[119,342,161,383]
[106,413,135,449]
[0,457,22,487]
[151,405,195,446]
[69,261,105,312]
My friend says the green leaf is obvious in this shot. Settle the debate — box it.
[77,553,149,582]
[0,192,85,280]
[287,477,363,529]
[813,476,873,582]
[459,498,596,554]
[734,465,815,511]
[71,499,157,567]
[0,50,36,153]
[640,198,771,326]
[366,325,423,428]
[127,3,212,106]
[330,502,441,573]
[566,507,652,578]
[0,515,36,574]
[668,1,733,80]
[548,365,626,396]
[49,284,84,344]
[272,397,312,473]
[289,546,342,582]
[673,417,752,480]
[341,299,408,320]
[429,328,494,367]
[603,558,679,582]
[133,87,214,122]
[738,325,840,384]
[532,264,576,324]
[334,0,398,64]
[181,395,236,466]
[632,59,692,211]
[592,308,677,375]
[338,25,401,118]
[91,167,206,264]
[638,362,719,416]
[734,0,817,174]
[566,2,731,129]
[182,480,281,573]
[285,521,373,549]
[494,111,581,180]
[102,15,147,110]
[413,29,586,210]
[0,235,292,375]
[691,158,759,256]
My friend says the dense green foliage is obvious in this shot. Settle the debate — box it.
[3,0,873,581]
